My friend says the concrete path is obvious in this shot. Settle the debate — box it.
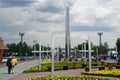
[0,60,38,80]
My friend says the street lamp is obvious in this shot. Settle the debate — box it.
[98,32,103,54]
[19,32,25,56]
[33,40,37,57]
[98,32,103,46]
[74,47,77,59]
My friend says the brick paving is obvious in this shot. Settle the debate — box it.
[9,69,120,80]
[1,59,119,80]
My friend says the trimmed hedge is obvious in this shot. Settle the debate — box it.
[82,69,120,77]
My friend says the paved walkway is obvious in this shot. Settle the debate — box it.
[0,60,120,80]
[0,59,38,80]
[9,69,120,80]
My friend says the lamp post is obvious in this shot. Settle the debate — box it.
[19,32,25,56]
[84,41,87,64]
[33,40,37,57]
[98,32,103,54]
[47,44,49,59]
[74,47,77,59]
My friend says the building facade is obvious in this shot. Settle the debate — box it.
[0,37,8,62]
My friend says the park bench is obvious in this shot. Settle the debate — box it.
[85,66,105,71]
[116,65,120,69]
[91,66,105,70]
[116,60,120,69]
[47,65,68,71]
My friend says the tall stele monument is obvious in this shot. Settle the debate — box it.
[65,6,71,59]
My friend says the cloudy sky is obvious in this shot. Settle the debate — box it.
[0,0,120,48]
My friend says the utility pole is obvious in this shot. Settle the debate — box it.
[19,32,25,56]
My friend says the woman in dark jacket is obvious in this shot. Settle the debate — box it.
[6,55,13,74]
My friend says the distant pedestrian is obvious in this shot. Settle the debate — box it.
[6,54,13,74]
[11,56,18,73]
[41,55,45,61]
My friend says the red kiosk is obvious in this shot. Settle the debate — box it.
[0,37,9,62]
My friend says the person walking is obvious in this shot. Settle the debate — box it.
[11,56,18,73]
[6,54,13,74]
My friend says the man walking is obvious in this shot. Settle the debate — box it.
[6,54,13,74]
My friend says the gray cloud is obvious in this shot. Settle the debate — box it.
[98,0,112,4]
[1,0,36,7]
[31,17,63,23]
[71,17,115,32]
[37,5,63,13]
[0,0,120,48]
[71,25,114,32]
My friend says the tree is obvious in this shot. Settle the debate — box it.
[78,42,88,50]
[6,43,17,53]
[22,42,31,56]
[6,41,32,56]
[92,42,109,56]
[78,41,109,57]
[116,38,120,51]
[78,40,93,51]
[102,42,109,54]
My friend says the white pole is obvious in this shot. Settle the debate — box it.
[42,45,44,59]
[33,40,37,57]
[116,45,117,52]
[96,48,98,62]
[84,42,86,64]
[88,37,91,71]
[75,48,76,58]
[82,43,84,57]
[35,44,36,56]
[47,44,48,59]
[57,47,59,61]
[51,34,54,76]
[33,43,35,57]
[39,42,42,71]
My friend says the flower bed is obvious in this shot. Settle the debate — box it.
[41,61,51,65]
[23,61,101,73]
[23,66,39,73]
[23,61,81,73]
[25,75,109,80]
[82,69,120,77]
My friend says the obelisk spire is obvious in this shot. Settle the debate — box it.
[65,6,71,59]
